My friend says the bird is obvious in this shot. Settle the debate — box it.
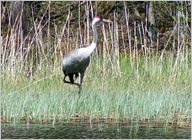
[62,16,111,94]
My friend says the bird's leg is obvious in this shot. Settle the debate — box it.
[78,86,82,94]
[71,73,79,83]
[69,74,74,84]
[77,72,85,94]
[63,73,80,85]
[63,70,70,84]
[70,73,80,85]
[63,73,83,94]
[74,73,79,80]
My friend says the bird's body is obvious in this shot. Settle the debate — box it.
[62,16,111,94]
[62,48,91,74]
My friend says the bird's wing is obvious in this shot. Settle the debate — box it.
[62,48,90,73]
[64,48,88,61]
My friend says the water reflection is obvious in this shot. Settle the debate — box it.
[1,123,191,139]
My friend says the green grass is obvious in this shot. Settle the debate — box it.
[1,54,191,127]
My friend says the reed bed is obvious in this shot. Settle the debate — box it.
[1,2,191,128]
[2,54,190,127]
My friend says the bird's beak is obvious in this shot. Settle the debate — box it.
[102,19,112,23]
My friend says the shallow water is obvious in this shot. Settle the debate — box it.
[1,123,191,139]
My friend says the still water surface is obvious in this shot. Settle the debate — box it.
[1,123,191,139]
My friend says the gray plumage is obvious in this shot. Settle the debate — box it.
[62,16,105,94]
[62,48,91,94]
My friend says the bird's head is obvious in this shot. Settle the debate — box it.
[92,16,112,26]
[92,16,103,25]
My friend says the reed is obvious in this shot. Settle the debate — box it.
[2,53,190,127]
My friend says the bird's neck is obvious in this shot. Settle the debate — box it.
[92,24,98,44]
[84,24,98,58]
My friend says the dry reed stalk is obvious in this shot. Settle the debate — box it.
[56,10,70,59]
[108,19,115,75]
[124,2,133,69]
[83,20,86,47]
[66,10,70,52]
[158,27,176,63]
[106,23,114,72]
[172,38,185,73]
[133,21,140,80]
[9,13,22,78]
[137,22,143,46]
[156,33,159,56]
[17,3,25,74]
[47,1,51,62]
[2,9,12,72]
[141,21,145,51]
[86,2,90,45]
[78,1,83,46]
[30,8,46,72]
[102,23,107,75]
[89,1,94,18]
[113,12,120,76]
[75,28,79,49]
[53,22,59,68]
[32,4,51,63]
[172,15,183,73]
[1,12,11,75]
[133,21,137,59]
[121,24,126,56]
[101,21,113,75]
[142,21,151,74]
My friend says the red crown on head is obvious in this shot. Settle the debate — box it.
[95,16,100,19]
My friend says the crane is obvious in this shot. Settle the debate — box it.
[62,16,111,94]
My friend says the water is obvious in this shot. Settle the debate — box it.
[1,123,191,139]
